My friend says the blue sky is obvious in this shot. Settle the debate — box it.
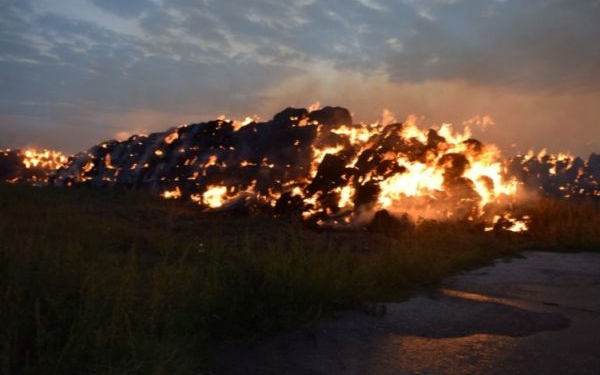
[1,0,599,154]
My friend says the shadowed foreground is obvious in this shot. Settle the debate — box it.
[0,183,598,374]
[218,251,600,375]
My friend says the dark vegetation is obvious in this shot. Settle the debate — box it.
[0,183,599,374]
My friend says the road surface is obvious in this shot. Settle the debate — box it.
[217,251,600,374]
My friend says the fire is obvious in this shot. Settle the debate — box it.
[164,131,179,144]
[485,214,530,233]
[22,149,67,170]
[400,115,429,143]
[0,148,68,184]
[378,162,445,204]
[233,116,259,130]
[162,187,182,199]
[40,105,598,234]
[521,149,574,176]
[204,155,219,168]
[311,145,345,174]
[337,185,355,208]
[508,148,597,198]
[104,154,116,170]
[320,114,515,217]
[331,124,374,144]
[202,185,228,208]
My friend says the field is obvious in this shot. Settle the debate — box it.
[1,183,599,374]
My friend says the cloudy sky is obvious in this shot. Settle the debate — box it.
[1,0,599,155]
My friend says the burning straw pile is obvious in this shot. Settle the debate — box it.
[0,149,67,185]
[2,106,599,234]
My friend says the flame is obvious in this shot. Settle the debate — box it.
[104,154,116,170]
[331,124,373,144]
[337,185,355,208]
[485,214,530,233]
[400,115,429,143]
[233,116,259,130]
[164,131,179,144]
[202,185,228,208]
[22,149,67,170]
[43,106,600,232]
[311,145,345,171]
[161,186,182,199]
[378,162,445,204]
[365,121,518,218]
[0,148,68,184]
[146,114,576,230]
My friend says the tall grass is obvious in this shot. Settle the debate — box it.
[524,197,600,251]
[0,184,597,374]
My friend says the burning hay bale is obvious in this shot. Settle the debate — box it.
[506,151,600,198]
[2,106,599,235]
[0,149,67,185]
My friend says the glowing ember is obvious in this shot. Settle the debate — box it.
[162,187,182,199]
[164,131,179,144]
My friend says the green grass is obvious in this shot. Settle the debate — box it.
[0,183,598,374]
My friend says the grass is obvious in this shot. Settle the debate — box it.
[0,183,598,374]
[522,197,600,251]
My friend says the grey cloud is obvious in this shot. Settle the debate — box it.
[155,0,600,92]
[1,0,302,152]
[180,13,230,47]
[384,0,600,92]
[89,0,156,19]
[1,0,599,154]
